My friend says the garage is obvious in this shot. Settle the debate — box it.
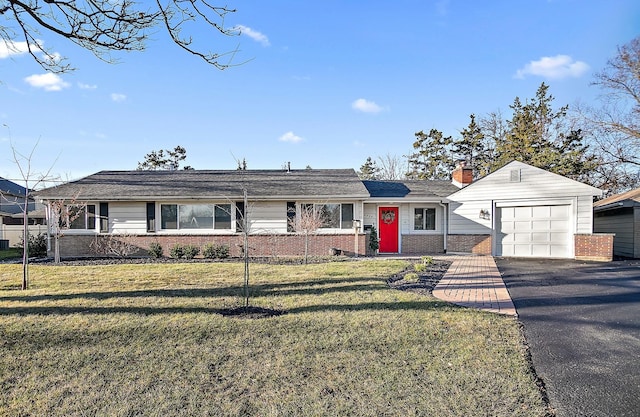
[497,204,572,258]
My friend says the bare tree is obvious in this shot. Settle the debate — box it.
[574,36,640,192]
[287,203,325,264]
[1,0,241,72]
[7,140,57,289]
[377,153,407,180]
[46,197,84,263]
[236,189,251,310]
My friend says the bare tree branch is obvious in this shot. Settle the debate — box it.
[1,0,241,72]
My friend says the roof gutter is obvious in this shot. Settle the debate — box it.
[593,201,625,212]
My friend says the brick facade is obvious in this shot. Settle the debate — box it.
[447,234,492,255]
[574,234,614,262]
[50,233,367,258]
[401,234,445,254]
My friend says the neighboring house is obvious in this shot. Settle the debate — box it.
[0,177,46,247]
[34,161,610,260]
[593,188,640,259]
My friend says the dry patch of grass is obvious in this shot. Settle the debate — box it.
[0,260,549,416]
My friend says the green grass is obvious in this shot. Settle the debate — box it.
[0,260,549,416]
[0,248,21,261]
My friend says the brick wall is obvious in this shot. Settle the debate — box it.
[401,234,445,254]
[447,234,492,255]
[574,234,614,261]
[51,233,367,258]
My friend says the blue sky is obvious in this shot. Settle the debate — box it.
[1,0,639,185]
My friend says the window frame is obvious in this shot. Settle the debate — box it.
[413,207,437,231]
[159,203,234,231]
[292,203,355,230]
[65,204,97,231]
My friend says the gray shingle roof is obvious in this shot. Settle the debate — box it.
[34,169,370,201]
[0,177,27,197]
[594,187,640,209]
[363,180,458,199]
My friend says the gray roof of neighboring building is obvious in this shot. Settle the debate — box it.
[363,180,458,199]
[594,187,640,210]
[34,169,371,201]
[0,177,27,197]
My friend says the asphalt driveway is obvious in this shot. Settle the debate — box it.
[496,258,640,417]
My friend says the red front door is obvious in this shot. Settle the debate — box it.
[378,207,399,253]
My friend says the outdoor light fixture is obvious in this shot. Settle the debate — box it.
[479,209,490,220]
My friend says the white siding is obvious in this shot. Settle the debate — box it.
[363,204,377,228]
[449,201,492,234]
[248,202,287,233]
[448,161,600,236]
[576,196,595,234]
[110,202,147,234]
[449,161,601,202]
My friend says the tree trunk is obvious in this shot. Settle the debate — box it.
[22,197,29,290]
[242,189,250,310]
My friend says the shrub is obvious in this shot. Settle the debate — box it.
[182,244,200,260]
[403,272,419,282]
[90,234,139,258]
[169,244,185,259]
[148,242,163,258]
[369,226,379,253]
[18,232,48,257]
[414,263,426,272]
[421,256,434,266]
[202,243,229,259]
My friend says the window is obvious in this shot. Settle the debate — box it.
[100,203,109,233]
[286,202,296,232]
[414,208,436,230]
[236,201,245,232]
[180,204,213,229]
[146,202,155,232]
[67,204,96,230]
[160,204,232,230]
[292,203,354,230]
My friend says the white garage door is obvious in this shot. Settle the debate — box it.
[497,205,572,258]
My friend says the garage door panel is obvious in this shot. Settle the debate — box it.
[532,245,551,257]
[533,206,550,217]
[550,205,569,217]
[532,232,550,242]
[551,220,569,230]
[497,204,572,258]
[532,220,550,230]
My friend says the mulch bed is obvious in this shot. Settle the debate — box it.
[386,260,452,295]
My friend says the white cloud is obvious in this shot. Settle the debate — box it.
[110,93,127,102]
[235,25,270,46]
[278,131,304,143]
[352,98,384,113]
[0,40,31,58]
[24,73,70,91]
[515,55,589,79]
[78,82,98,90]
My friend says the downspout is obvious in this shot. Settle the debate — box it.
[439,201,448,253]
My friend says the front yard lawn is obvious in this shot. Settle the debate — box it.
[0,248,21,261]
[0,260,549,416]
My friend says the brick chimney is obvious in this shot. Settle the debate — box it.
[452,160,473,188]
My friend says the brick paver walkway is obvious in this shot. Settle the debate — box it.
[433,255,517,316]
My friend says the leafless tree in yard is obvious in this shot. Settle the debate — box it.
[6,139,57,289]
[287,203,325,264]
